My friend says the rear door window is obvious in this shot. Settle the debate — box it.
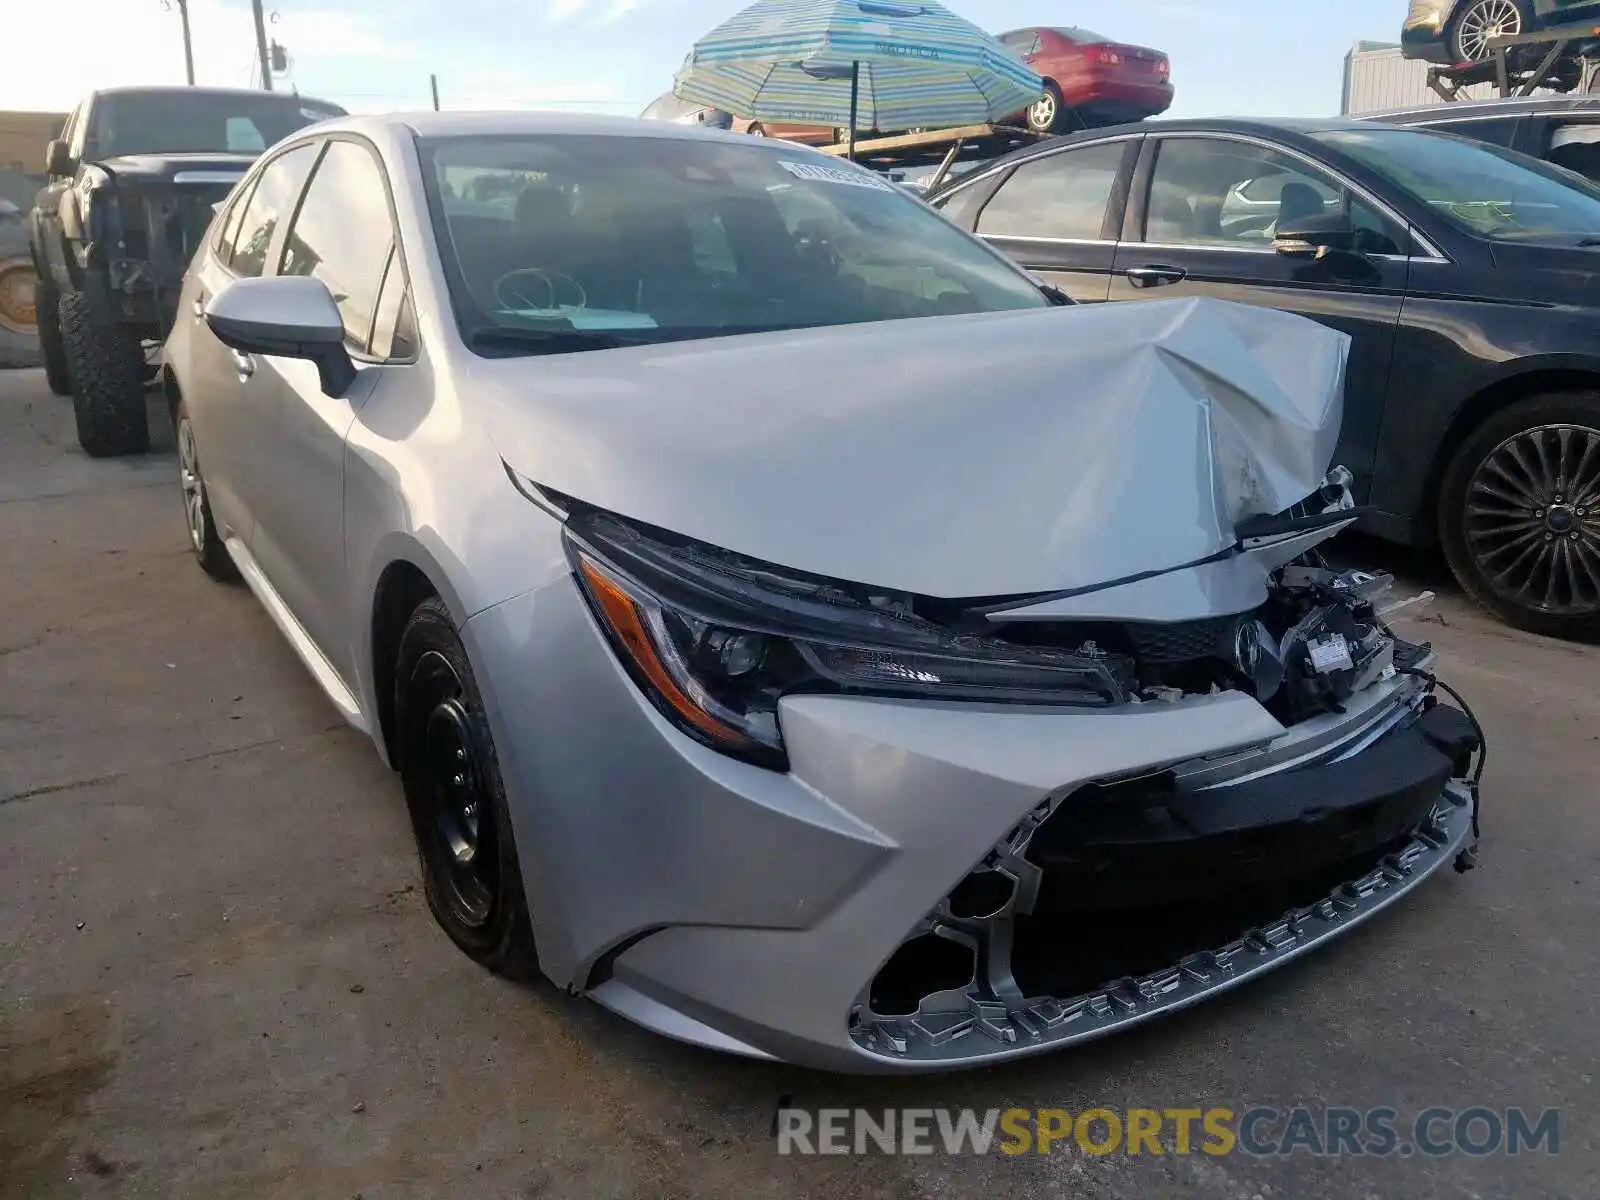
[975,141,1128,241]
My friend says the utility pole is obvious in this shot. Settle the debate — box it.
[430,74,441,111]
[251,0,274,91]
[162,0,196,84]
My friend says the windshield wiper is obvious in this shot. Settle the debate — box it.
[1036,281,1074,307]
[1577,237,1600,247]
[465,325,628,356]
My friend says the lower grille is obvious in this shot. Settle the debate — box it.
[1124,615,1237,663]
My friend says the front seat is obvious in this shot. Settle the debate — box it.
[1146,188,1197,242]
[503,183,582,308]
[1276,181,1326,229]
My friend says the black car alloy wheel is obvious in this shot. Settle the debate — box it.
[1464,422,1600,616]
[406,648,501,928]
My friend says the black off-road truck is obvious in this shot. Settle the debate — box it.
[29,86,345,456]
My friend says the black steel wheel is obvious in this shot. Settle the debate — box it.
[396,597,540,978]
[175,399,238,582]
[1450,0,1529,62]
[1442,393,1600,640]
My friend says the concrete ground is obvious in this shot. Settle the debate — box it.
[0,365,1594,1199]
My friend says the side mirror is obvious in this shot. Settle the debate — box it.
[45,139,76,177]
[1273,212,1357,259]
[204,276,357,398]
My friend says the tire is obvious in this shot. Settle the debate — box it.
[1027,81,1067,134]
[1449,0,1530,62]
[59,289,149,458]
[174,398,238,582]
[0,250,43,369]
[395,597,540,980]
[748,123,767,137]
[1439,392,1600,641]
[34,281,72,396]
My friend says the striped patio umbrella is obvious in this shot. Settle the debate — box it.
[672,0,1042,159]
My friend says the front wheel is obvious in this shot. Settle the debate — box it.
[396,597,540,980]
[1439,392,1600,640]
[1450,0,1530,62]
[59,289,149,458]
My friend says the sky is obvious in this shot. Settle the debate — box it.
[3,0,1410,119]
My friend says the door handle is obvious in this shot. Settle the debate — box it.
[231,349,255,380]
[1125,265,1188,288]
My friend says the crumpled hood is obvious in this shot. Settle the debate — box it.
[484,296,1349,599]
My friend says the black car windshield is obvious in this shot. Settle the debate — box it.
[86,92,345,158]
[1313,127,1600,241]
[418,134,1048,355]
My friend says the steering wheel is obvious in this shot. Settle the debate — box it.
[494,269,588,313]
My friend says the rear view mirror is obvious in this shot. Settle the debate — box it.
[1273,212,1356,258]
[204,276,356,398]
[45,139,75,177]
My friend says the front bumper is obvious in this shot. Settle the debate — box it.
[467,576,1480,1073]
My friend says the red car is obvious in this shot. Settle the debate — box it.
[997,26,1174,133]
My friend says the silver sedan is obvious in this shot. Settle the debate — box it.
[162,111,1485,1072]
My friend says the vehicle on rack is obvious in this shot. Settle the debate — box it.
[640,91,839,145]
[28,86,345,456]
[996,26,1173,133]
[927,116,1600,638]
[161,110,1482,1071]
[1402,0,1600,63]
[1367,94,1600,180]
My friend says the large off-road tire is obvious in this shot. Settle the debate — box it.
[1439,392,1600,641]
[174,397,238,582]
[34,280,72,396]
[396,597,541,981]
[0,247,43,369]
[59,288,150,457]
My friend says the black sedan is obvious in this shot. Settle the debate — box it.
[926,116,1600,639]
[1402,0,1600,64]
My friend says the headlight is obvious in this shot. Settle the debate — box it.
[565,511,1128,771]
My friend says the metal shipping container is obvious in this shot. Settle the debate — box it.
[1341,40,1493,115]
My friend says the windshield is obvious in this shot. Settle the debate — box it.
[1312,127,1600,242]
[86,92,345,159]
[419,134,1048,354]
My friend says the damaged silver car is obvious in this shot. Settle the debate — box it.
[161,112,1486,1072]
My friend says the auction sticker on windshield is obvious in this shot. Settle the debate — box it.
[777,160,895,191]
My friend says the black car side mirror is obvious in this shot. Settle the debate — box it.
[45,139,76,177]
[1273,212,1357,259]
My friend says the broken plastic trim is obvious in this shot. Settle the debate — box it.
[850,780,1476,1065]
